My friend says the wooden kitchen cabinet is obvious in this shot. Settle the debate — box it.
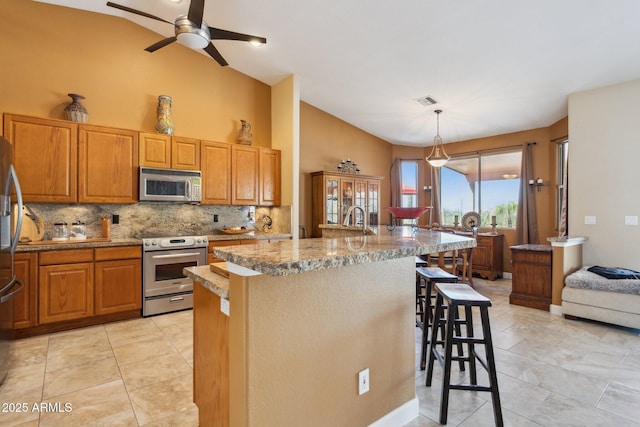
[38,249,94,324]
[310,171,382,237]
[3,114,78,203]
[259,148,281,206]
[139,133,200,170]
[201,140,232,205]
[510,244,552,310]
[139,133,171,168]
[94,246,141,315]
[78,124,139,203]
[232,145,259,205]
[12,252,38,329]
[171,136,200,170]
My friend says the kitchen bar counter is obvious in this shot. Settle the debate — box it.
[186,227,475,427]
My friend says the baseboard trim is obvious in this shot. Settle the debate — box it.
[368,397,419,427]
[550,304,563,316]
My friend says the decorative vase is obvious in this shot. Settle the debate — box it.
[155,95,174,135]
[236,119,253,145]
[64,93,88,123]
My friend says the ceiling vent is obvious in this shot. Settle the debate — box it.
[415,96,438,107]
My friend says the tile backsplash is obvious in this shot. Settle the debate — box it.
[23,203,292,240]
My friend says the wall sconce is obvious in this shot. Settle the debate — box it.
[528,177,543,192]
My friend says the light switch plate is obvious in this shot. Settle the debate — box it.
[625,216,638,225]
[584,216,596,225]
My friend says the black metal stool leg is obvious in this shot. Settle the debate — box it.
[480,305,503,426]
[425,292,443,387]
[439,300,458,425]
[465,305,477,385]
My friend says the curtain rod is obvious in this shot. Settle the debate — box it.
[448,141,536,158]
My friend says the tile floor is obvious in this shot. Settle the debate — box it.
[1,278,639,426]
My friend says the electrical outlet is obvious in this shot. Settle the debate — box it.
[584,215,596,225]
[625,216,638,225]
[220,298,230,316]
[358,368,370,395]
[213,214,219,223]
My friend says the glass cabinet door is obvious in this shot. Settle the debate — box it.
[325,178,339,225]
[367,181,379,226]
[340,179,355,224]
[354,181,367,225]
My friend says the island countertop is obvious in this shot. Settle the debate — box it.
[208,226,475,277]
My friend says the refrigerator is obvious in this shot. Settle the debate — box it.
[0,136,23,385]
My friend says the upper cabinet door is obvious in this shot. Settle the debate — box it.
[78,125,139,203]
[231,145,259,205]
[171,136,200,170]
[3,114,78,203]
[201,140,232,205]
[259,148,281,206]
[139,132,171,168]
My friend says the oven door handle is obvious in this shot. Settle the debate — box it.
[150,252,203,259]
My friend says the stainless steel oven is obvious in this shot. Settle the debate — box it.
[142,235,208,316]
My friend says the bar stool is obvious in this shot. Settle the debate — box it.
[415,256,429,327]
[415,266,458,370]
[425,282,503,426]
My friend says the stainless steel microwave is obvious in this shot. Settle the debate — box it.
[139,167,202,203]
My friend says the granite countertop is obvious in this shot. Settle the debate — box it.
[14,232,292,252]
[184,265,231,299]
[210,226,475,277]
[207,232,292,242]
[16,238,142,252]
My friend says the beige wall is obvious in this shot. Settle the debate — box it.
[568,79,640,270]
[0,0,271,146]
[299,102,393,233]
[229,257,416,425]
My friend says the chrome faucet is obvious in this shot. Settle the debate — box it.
[342,205,367,233]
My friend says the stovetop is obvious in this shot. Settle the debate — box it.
[142,235,209,251]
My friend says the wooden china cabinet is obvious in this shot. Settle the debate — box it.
[311,171,382,237]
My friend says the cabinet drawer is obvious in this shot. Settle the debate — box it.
[95,246,141,261]
[512,251,551,265]
[39,249,94,265]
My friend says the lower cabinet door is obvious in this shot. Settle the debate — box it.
[39,263,94,324]
[95,259,142,315]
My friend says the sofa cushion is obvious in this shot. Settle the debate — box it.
[565,266,640,295]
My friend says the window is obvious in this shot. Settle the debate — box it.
[400,160,418,208]
[556,140,569,230]
[399,160,419,225]
[439,150,521,228]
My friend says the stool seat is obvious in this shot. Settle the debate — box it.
[416,266,458,281]
[426,283,503,426]
[436,282,491,306]
[415,256,429,267]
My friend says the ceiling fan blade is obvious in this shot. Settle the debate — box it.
[106,2,174,25]
[145,37,178,53]
[203,42,228,67]
[209,27,267,45]
[188,0,205,28]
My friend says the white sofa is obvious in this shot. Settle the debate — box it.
[562,267,640,329]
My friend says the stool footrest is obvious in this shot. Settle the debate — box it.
[450,384,493,392]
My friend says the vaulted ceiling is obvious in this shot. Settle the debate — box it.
[36,0,640,146]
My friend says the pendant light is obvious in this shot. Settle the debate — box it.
[425,109,450,168]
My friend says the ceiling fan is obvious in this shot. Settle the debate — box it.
[106,0,266,66]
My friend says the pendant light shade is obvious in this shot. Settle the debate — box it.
[425,109,450,168]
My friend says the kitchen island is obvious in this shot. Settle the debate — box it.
[184,227,475,427]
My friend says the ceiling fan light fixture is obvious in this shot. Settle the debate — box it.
[425,109,450,168]
[177,32,209,49]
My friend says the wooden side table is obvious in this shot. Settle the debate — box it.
[509,244,552,310]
